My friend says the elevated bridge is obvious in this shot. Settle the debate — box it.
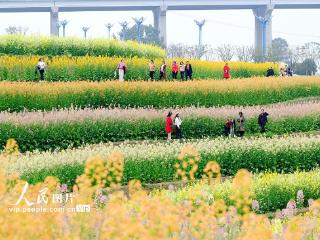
[1,0,320,59]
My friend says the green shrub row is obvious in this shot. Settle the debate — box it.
[0,35,165,58]
[2,84,320,112]
[2,115,320,153]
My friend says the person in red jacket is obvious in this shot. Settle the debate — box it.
[223,63,231,79]
[165,111,173,140]
[172,61,178,80]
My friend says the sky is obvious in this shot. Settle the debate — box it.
[1,9,320,47]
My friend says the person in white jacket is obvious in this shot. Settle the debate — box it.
[36,58,46,80]
[174,113,183,139]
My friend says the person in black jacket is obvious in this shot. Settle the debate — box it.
[185,61,193,80]
[258,109,269,133]
[266,67,275,77]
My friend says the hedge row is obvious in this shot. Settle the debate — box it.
[165,170,320,213]
[19,136,320,189]
[2,115,320,152]
[0,35,165,58]
[1,79,320,111]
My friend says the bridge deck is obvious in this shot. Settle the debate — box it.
[0,0,320,12]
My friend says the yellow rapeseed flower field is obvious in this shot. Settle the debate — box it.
[0,55,279,81]
[0,76,318,95]
[1,146,320,239]
[0,76,318,111]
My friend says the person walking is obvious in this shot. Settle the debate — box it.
[185,61,193,80]
[258,109,269,133]
[160,60,167,80]
[223,63,231,80]
[165,111,173,140]
[237,112,245,138]
[224,118,233,136]
[117,59,127,82]
[36,58,46,80]
[172,61,178,80]
[174,113,183,140]
[179,61,186,81]
[149,60,156,80]
[284,65,288,76]
[280,67,286,77]
[230,119,236,137]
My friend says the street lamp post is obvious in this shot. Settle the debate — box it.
[56,22,61,37]
[119,21,128,41]
[105,23,113,39]
[132,17,144,43]
[60,19,69,38]
[194,19,206,47]
[82,26,90,39]
[194,19,206,59]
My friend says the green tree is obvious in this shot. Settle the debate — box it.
[119,24,161,46]
[295,58,317,75]
[271,38,289,62]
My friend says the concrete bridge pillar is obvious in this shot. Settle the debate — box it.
[50,6,59,36]
[153,5,167,48]
[253,5,274,62]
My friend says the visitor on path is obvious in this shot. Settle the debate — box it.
[185,61,193,80]
[237,112,245,138]
[165,111,173,140]
[284,65,288,76]
[149,60,156,80]
[223,63,231,79]
[160,60,167,80]
[179,61,186,80]
[258,109,269,133]
[231,119,236,137]
[117,59,127,82]
[280,67,286,77]
[287,67,293,77]
[266,67,275,77]
[224,119,233,136]
[35,58,46,80]
[172,61,178,80]
[174,113,183,139]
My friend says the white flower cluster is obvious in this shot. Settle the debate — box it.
[0,99,319,125]
[6,134,320,176]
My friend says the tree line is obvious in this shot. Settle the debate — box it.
[167,38,319,75]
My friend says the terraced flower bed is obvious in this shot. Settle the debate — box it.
[7,135,320,186]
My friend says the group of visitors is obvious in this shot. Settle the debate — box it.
[223,112,246,138]
[266,65,293,77]
[223,109,269,138]
[165,109,269,141]
[280,65,293,77]
[34,58,232,81]
[149,60,193,81]
[165,112,183,140]
[36,58,293,82]
[117,60,233,81]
